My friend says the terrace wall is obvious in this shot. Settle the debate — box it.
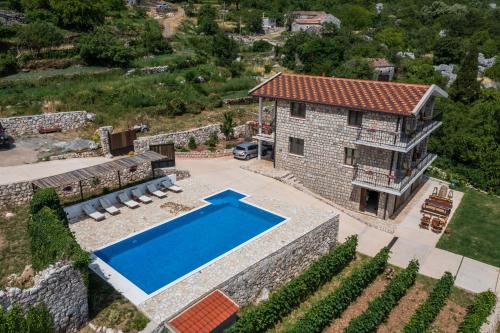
[218,215,339,306]
[1,111,95,136]
[0,262,88,333]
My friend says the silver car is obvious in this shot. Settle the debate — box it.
[233,143,259,160]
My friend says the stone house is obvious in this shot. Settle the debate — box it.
[290,11,341,33]
[249,73,447,219]
[370,58,395,81]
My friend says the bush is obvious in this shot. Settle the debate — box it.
[403,272,454,332]
[220,112,235,140]
[344,260,419,333]
[205,131,219,148]
[30,188,67,224]
[0,53,18,77]
[140,20,172,55]
[458,290,497,332]
[188,136,197,150]
[252,40,273,52]
[227,236,358,333]
[17,21,63,52]
[78,27,134,67]
[0,304,54,333]
[282,247,390,333]
[28,207,89,271]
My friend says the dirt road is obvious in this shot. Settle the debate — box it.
[143,1,186,38]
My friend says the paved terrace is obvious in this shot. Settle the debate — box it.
[70,157,337,324]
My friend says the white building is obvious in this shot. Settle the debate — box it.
[290,11,341,33]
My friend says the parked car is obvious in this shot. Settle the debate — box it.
[233,143,262,160]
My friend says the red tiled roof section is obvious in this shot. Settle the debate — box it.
[250,73,431,115]
[169,290,239,333]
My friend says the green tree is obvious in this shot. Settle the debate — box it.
[49,0,105,31]
[400,58,446,85]
[0,53,18,77]
[375,27,405,49]
[450,45,480,104]
[17,21,63,52]
[485,63,500,82]
[212,32,238,66]
[140,20,172,55]
[434,37,464,64]
[334,58,374,80]
[188,136,197,150]
[243,10,263,34]
[78,27,134,67]
[339,5,371,30]
[197,4,219,35]
[220,112,235,140]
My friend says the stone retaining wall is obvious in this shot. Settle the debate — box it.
[0,262,88,333]
[133,123,251,153]
[175,149,233,159]
[218,216,339,306]
[0,181,33,207]
[48,149,103,161]
[1,111,95,136]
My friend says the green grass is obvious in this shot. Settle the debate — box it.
[437,188,500,267]
[1,66,111,82]
[0,206,32,287]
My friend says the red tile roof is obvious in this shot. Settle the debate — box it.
[370,58,394,68]
[250,73,433,115]
[168,290,239,333]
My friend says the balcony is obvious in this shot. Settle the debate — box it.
[250,121,275,143]
[352,153,437,196]
[355,120,442,153]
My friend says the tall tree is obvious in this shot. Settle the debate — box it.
[197,4,219,35]
[450,45,480,104]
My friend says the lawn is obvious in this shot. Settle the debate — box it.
[437,188,500,267]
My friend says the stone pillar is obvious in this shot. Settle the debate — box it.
[98,126,113,158]
[258,97,263,135]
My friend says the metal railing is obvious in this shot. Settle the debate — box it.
[355,120,441,150]
[353,153,436,193]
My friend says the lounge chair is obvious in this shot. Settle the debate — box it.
[99,198,120,215]
[161,179,182,193]
[132,188,153,204]
[83,204,105,221]
[147,184,167,198]
[118,193,140,209]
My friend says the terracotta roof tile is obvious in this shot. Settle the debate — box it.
[250,73,431,115]
[169,290,239,333]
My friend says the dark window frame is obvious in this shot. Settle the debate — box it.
[289,137,304,156]
[348,110,363,127]
[290,102,306,118]
[344,147,358,166]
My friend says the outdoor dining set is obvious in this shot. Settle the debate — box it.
[419,185,453,233]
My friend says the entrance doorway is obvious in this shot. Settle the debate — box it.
[360,189,380,215]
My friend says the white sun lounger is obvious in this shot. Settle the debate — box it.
[82,204,105,221]
[161,179,182,193]
[132,189,153,204]
[118,193,140,209]
[147,184,167,198]
[99,198,120,215]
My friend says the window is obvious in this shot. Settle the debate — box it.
[348,110,362,127]
[344,148,358,166]
[289,137,304,156]
[290,102,306,118]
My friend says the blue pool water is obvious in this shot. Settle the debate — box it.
[94,189,286,294]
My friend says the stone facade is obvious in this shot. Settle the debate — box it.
[0,262,88,333]
[0,111,95,136]
[175,149,234,159]
[98,126,113,157]
[0,181,33,207]
[274,99,436,219]
[133,123,251,153]
[218,216,339,306]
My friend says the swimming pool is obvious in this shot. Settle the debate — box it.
[94,189,286,295]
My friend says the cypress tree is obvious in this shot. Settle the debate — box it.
[450,44,480,104]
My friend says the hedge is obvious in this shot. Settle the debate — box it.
[282,247,390,333]
[30,188,68,224]
[458,290,497,333]
[403,271,454,333]
[344,260,419,333]
[0,304,54,333]
[28,207,89,272]
[225,235,358,333]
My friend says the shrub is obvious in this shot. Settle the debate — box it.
[226,236,358,333]
[403,272,454,332]
[78,27,134,67]
[188,136,197,150]
[17,21,63,52]
[205,131,219,148]
[0,304,53,333]
[344,260,419,333]
[458,290,497,333]
[28,207,89,271]
[0,53,18,77]
[282,247,390,333]
[30,188,67,224]
[220,112,235,140]
[252,40,273,52]
[140,20,172,55]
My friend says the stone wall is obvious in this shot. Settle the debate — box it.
[1,111,95,136]
[175,149,233,159]
[218,216,339,306]
[0,181,33,207]
[0,262,88,333]
[133,123,251,153]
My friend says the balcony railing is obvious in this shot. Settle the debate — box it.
[355,120,442,152]
[352,153,437,195]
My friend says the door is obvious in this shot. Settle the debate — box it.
[359,188,367,211]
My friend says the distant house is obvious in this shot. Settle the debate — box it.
[262,16,277,31]
[290,11,341,33]
[370,58,395,81]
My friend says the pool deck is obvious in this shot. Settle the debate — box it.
[70,157,338,324]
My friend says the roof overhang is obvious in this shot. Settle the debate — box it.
[410,84,448,116]
[248,72,282,95]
